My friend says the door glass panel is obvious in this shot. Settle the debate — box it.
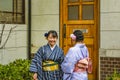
[82,5,94,20]
[68,0,79,3]
[68,6,79,20]
[82,0,94,2]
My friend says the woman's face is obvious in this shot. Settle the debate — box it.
[47,33,57,47]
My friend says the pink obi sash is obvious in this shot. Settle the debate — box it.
[74,58,92,73]
[74,58,88,72]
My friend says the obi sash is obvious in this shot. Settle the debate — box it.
[42,60,59,71]
[74,58,88,72]
[74,58,92,73]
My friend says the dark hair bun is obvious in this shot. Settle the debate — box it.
[44,33,48,37]
[73,30,84,42]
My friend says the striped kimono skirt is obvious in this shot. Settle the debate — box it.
[30,44,64,80]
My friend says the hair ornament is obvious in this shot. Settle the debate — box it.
[70,34,76,40]
[44,33,48,37]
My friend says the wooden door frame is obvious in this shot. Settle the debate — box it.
[59,0,100,79]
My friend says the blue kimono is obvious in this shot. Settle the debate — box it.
[30,44,64,80]
[61,43,89,80]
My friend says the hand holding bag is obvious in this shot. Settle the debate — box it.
[87,58,92,73]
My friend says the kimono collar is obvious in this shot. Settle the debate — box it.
[75,43,85,48]
[48,44,57,51]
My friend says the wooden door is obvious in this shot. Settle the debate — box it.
[60,0,99,80]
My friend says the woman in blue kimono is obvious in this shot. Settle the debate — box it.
[61,30,89,80]
[30,30,64,80]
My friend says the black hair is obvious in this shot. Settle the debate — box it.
[73,30,84,42]
[44,30,58,38]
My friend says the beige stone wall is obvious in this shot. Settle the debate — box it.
[0,24,28,64]
[100,0,120,57]
[31,0,60,53]
[99,0,120,79]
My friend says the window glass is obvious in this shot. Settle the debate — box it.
[82,0,94,2]
[0,0,25,24]
[0,0,12,11]
[82,5,94,20]
[68,0,79,3]
[68,6,79,20]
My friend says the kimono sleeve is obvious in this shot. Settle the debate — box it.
[58,49,64,64]
[29,47,43,73]
[61,48,77,74]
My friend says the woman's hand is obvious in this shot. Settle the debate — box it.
[33,73,38,80]
[77,58,88,68]
[77,63,87,69]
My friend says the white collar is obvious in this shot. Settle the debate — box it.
[49,44,56,51]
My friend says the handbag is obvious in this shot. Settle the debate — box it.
[87,58,92,73]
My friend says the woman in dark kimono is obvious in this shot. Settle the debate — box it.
[30,30,64,80]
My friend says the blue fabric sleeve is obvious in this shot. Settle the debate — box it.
[29,47,42,73]
[61,48,77,74]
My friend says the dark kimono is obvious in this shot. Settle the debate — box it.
[30,44,64,80]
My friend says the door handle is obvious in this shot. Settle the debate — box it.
[63,24,66,38]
